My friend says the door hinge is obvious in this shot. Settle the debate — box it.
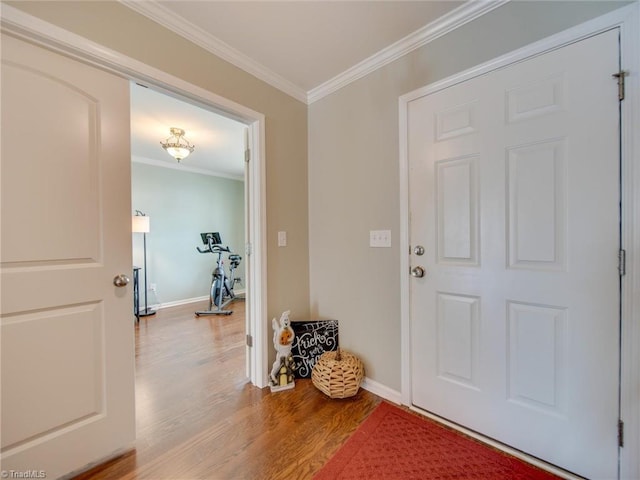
[619,249,626,276]
[246,334,253,348]
[245,242,252,256]
[612,70,628,101]
[618,419,624,447]
[245,148,251,163]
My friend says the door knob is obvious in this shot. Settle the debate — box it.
[113,274,130,287]
[413,245,425,256]
[411,266,425,278]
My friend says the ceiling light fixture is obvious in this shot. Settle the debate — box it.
[160,127,195,162]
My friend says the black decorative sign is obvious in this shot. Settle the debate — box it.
[291,320,339,378]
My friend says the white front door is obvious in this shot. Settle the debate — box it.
[408,29,620,479]
[1,34,135,478]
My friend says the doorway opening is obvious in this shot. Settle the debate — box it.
[124,76,268,389]
[129,81,259,382]
[130,82,247,310]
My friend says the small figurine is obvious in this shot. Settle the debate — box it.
[270,310,296,392]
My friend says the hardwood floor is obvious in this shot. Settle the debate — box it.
[74,300,381,480]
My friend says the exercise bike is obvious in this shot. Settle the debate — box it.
[195,232,242,316]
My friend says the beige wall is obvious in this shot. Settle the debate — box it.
[8,1,311,325]
[308,1,628,391]
[10,0,630,392]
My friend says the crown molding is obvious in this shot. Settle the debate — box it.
[120,0,308,104]
[307,0,510,104]
[132,155,244,181]
[120,0,508,105]
[0,4,263,122]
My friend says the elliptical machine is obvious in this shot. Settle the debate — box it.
[195,232,242,316]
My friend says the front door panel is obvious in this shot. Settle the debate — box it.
[408,29,620,479]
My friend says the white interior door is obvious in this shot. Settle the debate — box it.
[1,34,135,478]
[408,29,620,479]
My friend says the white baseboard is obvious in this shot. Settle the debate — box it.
[361,377,402,405]
[149,295,207,310]
[149,290,247,311]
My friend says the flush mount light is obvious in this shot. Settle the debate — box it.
[160,127,194,162]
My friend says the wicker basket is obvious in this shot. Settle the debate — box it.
[312,348,364,399]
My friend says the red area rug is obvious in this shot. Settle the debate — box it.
[314,402,559,480]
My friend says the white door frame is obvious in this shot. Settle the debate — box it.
[0,5,270,388]
[399,4,640,479]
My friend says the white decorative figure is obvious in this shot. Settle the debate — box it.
[269,310,296,391]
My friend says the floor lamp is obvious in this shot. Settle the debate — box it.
[132,211,156,317]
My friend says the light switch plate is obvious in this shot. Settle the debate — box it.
[278,231,287,247]
[370,230,391,247]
